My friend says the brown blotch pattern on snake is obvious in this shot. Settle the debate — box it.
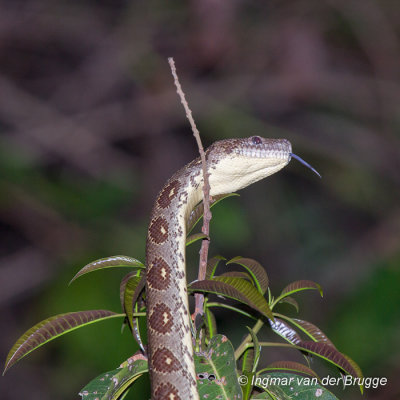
[148,216,169,244]
[147,257,171,290]
[154,382,182,400]
[157,180,181,209]
[152,347,181,373]
[149,303,174,334]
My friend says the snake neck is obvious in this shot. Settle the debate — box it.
[145,157,203,400]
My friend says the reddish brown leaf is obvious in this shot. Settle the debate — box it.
[219,271,254,283]
[281,280,323,297]
[278,296,299,312]
[298,341,359,378]
[70,255,144,284]
[227,257,269,294]
[4,310,123,374]
[292,318,335,347]
[205,255,226,279]
[189,277,273,320]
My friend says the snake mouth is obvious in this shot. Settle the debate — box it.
[289,153,321,178]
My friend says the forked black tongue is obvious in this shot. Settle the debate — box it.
[290,153,321,178]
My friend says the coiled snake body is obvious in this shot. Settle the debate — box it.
[146,136,292,399]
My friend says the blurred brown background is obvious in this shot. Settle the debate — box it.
[1,0,399,399]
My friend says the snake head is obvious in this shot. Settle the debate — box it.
[206,136,292,196]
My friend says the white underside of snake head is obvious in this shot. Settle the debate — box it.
[207,136,292,196]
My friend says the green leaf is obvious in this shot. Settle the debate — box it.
[246,327,261,373]
[251,393,278,399]
[240,327,262,399]
[70,255,145,284]
[241,369,255,400]
[259,361,318,378]
[254,372,339,399]
[204,306,217,340]
[121,274,145,352]
[241,326,261,400]
[277,297,299,313]
[186,232,207,246]
[195,334,241,399]
[79,368,121,399]
[187,193,239,233]
[241,346,255,375]
[119,271,138,311]
[123,275,146,333]
[4,310,124,374]
[79,359,148,400]
[189,276,274,320]
[227,257,269,294]
[269,318,302,345]
[205,255,226,279]
[280,280,323,298]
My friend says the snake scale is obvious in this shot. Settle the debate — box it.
[145,136,296,400]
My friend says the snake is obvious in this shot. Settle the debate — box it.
[145,136,319,400]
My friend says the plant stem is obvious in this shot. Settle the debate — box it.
[206,302,257,319]
[234,319,265,360]
[168,57,211,320]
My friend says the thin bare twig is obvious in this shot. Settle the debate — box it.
[168,57,211,319]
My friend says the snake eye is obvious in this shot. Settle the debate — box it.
[251,136,262,145]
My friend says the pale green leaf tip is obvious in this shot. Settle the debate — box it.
[226,256,242,265]
[3,359,13,375]
[213,255,227,260]
[68,276,77,286]
[68,271,86,285]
